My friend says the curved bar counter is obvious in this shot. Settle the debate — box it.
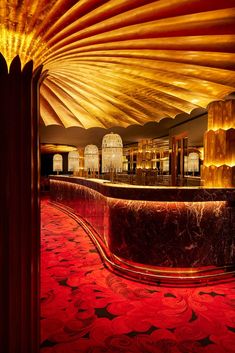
[49,176,235,285]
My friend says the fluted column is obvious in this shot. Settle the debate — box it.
[202,100,235,187]
[0,54,43,353]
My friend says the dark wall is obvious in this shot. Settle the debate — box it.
[40,153,69,176]
[169,114,208,147]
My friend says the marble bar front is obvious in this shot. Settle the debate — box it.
[49,176,235,285]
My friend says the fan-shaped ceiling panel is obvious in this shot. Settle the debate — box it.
[1,0,235,129]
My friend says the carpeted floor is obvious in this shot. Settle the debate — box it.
[40,199,235,353]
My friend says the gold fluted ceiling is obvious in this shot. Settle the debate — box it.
[1,0,235,129]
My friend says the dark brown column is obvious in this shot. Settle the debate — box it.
[0,54,42,353]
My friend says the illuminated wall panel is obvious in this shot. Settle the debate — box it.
[203,100,235,187]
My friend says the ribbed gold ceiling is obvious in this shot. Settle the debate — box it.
[1,0,235,129]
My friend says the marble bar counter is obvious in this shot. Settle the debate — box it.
[49,175,235,284]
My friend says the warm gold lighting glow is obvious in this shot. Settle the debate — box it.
[53,154,63,172]
[84,145,99,172]
[68,150,79,172]
[40,144,77,154]
[204,163,235,168]
[102,133,123,173]
[1,1,235,128]
[203,100,235,187]
[0,27,48,69]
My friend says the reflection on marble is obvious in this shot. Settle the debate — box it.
[49,176,235,283]
[107,198,233,268]
[50,175,235,201]
[50,180,109,246]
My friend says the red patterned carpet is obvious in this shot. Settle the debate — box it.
[40,200,235,353]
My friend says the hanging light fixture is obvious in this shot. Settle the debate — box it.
[185,152,200,174]
[162,158,169,172]
[68,150,79,172]
[188,152,199,173]
[84,145,99,172]
[102,132,123,173]
[53,154,63,174]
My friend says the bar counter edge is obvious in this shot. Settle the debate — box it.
[49,176,235,285]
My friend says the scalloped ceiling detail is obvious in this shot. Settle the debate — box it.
[1,0,235,129]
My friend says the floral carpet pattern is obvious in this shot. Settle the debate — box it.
[40,200,235,353]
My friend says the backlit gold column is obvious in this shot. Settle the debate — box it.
[202,100,235,187]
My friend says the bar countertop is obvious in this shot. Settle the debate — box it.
[49,175,235,202]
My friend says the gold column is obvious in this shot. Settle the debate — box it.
[202,100,235,187]
[78,147,85,177]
